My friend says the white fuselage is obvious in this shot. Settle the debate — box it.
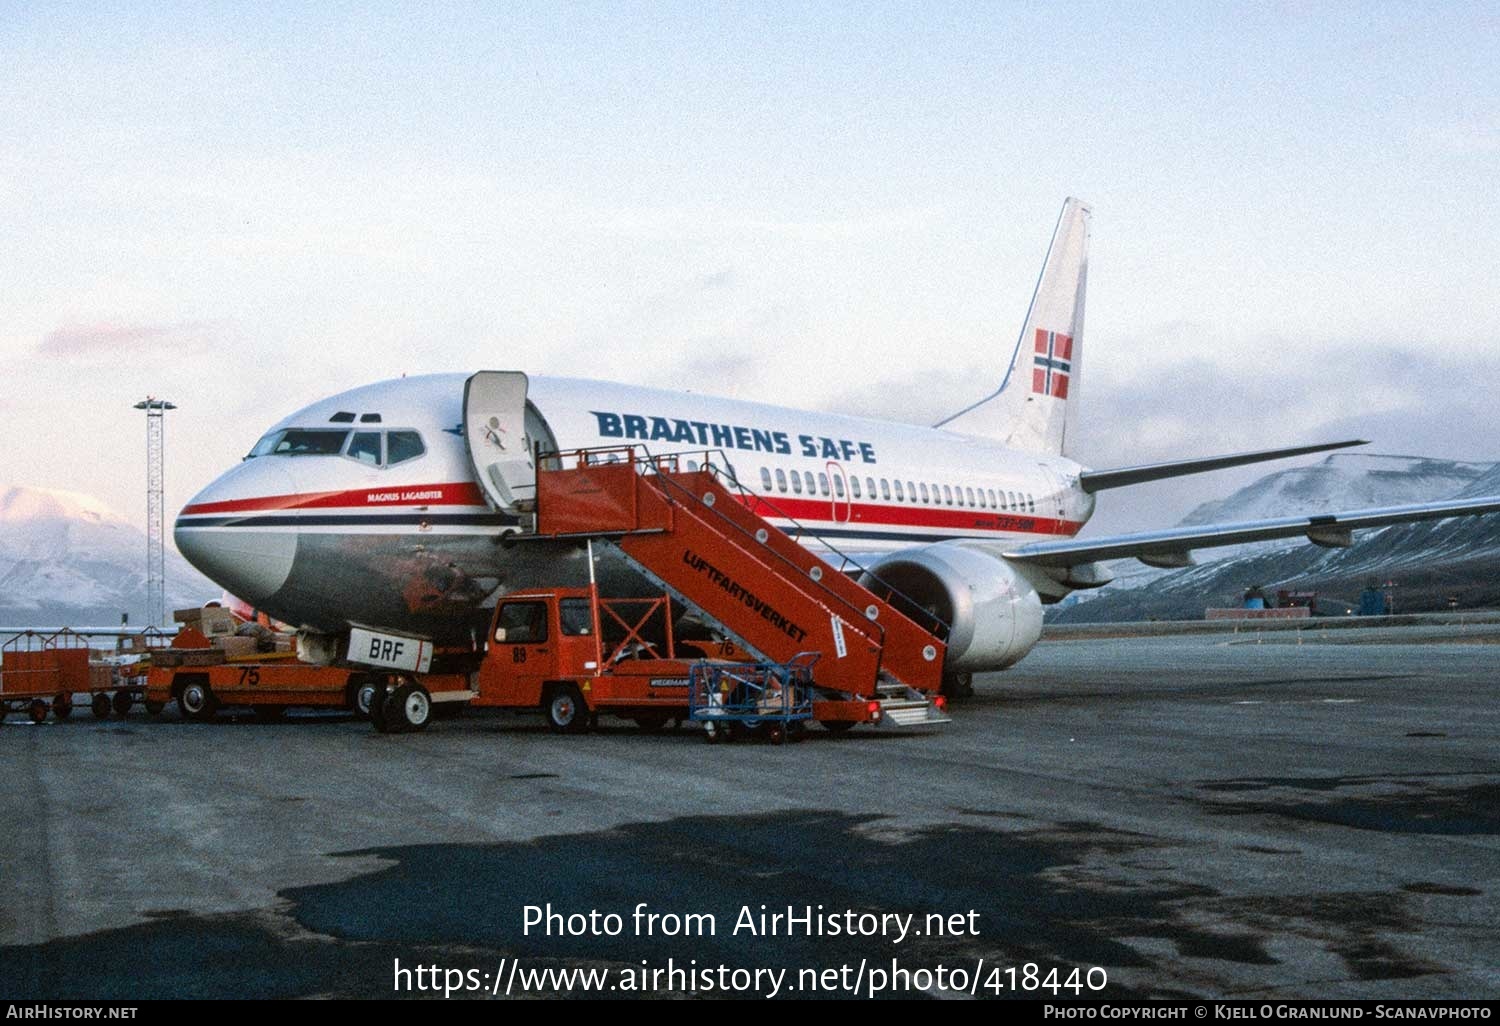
[174,373,1095,641]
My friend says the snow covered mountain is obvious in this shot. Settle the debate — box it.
[1051,454,1500,623]
[0,486,216,628]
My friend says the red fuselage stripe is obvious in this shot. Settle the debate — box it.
[179,481,488,515]
[181,481,1083,537]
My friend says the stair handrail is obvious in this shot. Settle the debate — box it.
[539,444,951,643]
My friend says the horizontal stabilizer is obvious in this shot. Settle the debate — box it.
[1078,439,1368,493]
[1004,495,1500,569]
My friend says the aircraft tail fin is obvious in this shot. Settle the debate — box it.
[935,197,1091,454]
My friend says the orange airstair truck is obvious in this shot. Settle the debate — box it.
[365,447,952,739]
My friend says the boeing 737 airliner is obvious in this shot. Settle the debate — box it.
[174,199,1500,692]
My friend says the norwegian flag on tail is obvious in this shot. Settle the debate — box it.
[1032,328,1073,398]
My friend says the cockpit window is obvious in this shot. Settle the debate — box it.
[359,413,382,423]
[328,412,356,423]
[387,431,425,465]
[247,427,423,466]
[347,432,382,466]
[249,429,350,456]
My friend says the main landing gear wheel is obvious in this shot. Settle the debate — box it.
[544,684,589,735]
[91,693,111,719]
[178,680,218,722]
[382,681,432,733]
[940,672,974,701]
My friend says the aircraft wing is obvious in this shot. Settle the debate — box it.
[1003,495,1500,569]
[1077,439,1367,493]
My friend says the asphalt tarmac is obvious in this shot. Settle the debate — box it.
[2,625,1496,999]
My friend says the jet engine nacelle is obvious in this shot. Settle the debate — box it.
[859,543,1044,672]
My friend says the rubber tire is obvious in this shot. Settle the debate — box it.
[368,682,392,733]
[145,700,166,716]
[112,689,134,716]
[703,721,722,744]
[178,680,218,722]
[53,695,73,721]
[383,682,432,733]
[352,680,378,719]
[543,684,589,735]
[940,672,974,700]
[633,713,670,734]
[30,700,49,724]
[252,705,286,722]
[768,723,787,746]
[91,693,111,719]
[820,720,857,735]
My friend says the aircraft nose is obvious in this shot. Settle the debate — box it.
[174,461,299,605]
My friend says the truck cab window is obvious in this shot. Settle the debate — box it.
[559,598,593,636]
[495,601,549,643]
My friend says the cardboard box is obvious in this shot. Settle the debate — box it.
[199,609,238,637]
[214,635,259,660]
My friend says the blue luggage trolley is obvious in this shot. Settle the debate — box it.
[688,652,818,744]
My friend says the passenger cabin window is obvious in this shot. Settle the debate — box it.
[775,468,788,492]
[850,476,861,498]
[833,475,845,498]
[988,489,998,507]
[866,477,876,499]
[880,479,891,501]
[804,471,816,493]
[760,467,773,491]
[347,432,382,466]
[907,481,916,502]
[495,601,548,643]
[791,471,803,495]
[818,473,830,496]
[920,483,930,503]
[966,487,976,506]
[387,431,425,466]
[559,598,593,636]
[893,480,904,501]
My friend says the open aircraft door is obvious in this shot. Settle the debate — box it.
[464,371,543,513]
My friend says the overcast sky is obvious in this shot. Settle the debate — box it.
[3,3,1497,539]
